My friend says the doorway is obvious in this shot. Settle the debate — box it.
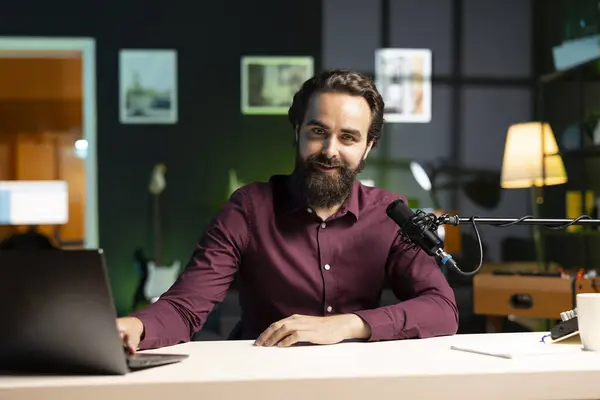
[0,37,97,249]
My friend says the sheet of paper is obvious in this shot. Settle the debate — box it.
[450,341,582,359]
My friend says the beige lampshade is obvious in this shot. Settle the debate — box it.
[500,122,568,188]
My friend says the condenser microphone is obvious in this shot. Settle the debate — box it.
[386,199,458,271]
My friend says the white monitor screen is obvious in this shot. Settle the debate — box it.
[0,181,69,225]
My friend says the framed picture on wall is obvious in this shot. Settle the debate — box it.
[119,49,178,124]
[374,48,432,123]
[241,56,314,115]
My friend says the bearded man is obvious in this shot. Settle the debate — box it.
[118,69,458,351]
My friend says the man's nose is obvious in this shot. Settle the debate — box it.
[322,137,339,159]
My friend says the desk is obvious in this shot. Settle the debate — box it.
[1,332,600,400]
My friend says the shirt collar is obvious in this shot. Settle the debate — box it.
[278,174,361,221]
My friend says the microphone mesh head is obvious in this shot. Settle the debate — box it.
[386,199,414,226]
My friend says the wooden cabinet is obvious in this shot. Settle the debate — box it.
[0,56,84,247]
[473,264,600,332]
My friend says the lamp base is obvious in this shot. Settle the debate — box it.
[531,186,545,271]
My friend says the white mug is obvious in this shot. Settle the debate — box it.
[576,293,600,351]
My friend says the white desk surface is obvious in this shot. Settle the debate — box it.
[1,332,600,400]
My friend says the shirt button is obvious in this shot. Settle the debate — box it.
[307,208,312,213]
[321,222,326,228]
[324,264,330,271]
[326,306,333,312]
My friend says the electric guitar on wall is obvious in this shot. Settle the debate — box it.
[132,163,181,308]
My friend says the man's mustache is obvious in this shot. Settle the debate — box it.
[308,155,343,168]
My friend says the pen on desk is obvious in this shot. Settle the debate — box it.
[540,334,551,343]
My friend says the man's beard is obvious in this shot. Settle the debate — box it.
[293,151,366,209]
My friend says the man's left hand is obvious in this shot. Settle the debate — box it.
[254,314,371,347]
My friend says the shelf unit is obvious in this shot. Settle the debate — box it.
[539,55,600,270]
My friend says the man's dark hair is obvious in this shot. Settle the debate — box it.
[288,69,385,147]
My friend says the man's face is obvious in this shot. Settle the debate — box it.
[294,92,373,209]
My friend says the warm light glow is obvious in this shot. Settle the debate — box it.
[500,122,568,188]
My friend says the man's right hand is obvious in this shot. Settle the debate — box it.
[116,317,144,354]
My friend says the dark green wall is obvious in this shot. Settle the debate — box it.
[1,1,322,315]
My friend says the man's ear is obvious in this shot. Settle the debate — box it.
[293,126,299,147]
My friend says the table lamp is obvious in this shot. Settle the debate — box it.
[500,121,568,268]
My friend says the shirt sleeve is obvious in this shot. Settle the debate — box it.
[353,236,459,342]
[130,187,252,349]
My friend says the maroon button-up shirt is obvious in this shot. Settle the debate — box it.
[132,174,458,349]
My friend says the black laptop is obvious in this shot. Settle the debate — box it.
[0,249,188,375]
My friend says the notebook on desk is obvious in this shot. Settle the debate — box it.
[0,249,188,375]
